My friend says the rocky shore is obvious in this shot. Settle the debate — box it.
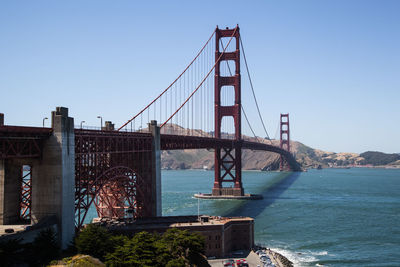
[254,245,293,267]
[268,249,293,267]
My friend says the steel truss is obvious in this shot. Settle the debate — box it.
[74,130,153,228]
[0,126,51,159]
[20,165,32,221]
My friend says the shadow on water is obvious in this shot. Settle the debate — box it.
[221,171,302,218]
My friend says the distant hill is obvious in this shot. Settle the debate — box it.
[359,151,400,166]
[159,124,400,170]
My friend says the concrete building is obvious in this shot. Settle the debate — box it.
[94,215,254,258]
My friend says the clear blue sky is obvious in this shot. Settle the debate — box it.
[1,1,399,153]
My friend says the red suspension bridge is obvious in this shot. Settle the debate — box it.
[0,25,300,246]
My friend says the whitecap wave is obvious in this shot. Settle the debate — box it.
[269,247,329,267]
[311,251,328,256]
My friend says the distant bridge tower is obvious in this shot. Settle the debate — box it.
[280,113,290,171]
[212,25,243,196]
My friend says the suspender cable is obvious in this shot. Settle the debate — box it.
[220,38,259,142]
[239,36,271,141]
[118,29,216,131]
[161,28,238,128]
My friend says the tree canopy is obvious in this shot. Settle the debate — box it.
[75,224,209,267]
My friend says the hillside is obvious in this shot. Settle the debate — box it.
[159,124,400,170]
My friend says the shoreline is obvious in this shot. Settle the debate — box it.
[253,246,293,267]
[266,249,293,267]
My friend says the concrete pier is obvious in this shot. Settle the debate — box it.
[33,107,75,249]
[0,107,75,248]
[149,120,161,217]
[0,160,22,224]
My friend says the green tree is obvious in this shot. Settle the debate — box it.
[105,231,158,267]
[75,224,114,261]
[104,229,208,267]
[160,228,206,266]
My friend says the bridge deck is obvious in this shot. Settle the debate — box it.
[0,126,52,159]
[0,127,300,170]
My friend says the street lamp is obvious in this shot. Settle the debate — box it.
[97,116,103,129]
[42,117,48,127]
[80,121,85,129]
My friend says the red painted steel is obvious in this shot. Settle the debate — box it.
[0,126,52,159]
[119,29,217,131]
[20,165,32,221]
[74,129,153,228]
[160,134,300,170]
[0,124,299,229]
[213,25,243,194]
[280,113,291,170]
[160,27,237,128]
[0,28,303,229]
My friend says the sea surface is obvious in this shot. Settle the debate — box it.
[161,168,400,267]
[86,168,400,266]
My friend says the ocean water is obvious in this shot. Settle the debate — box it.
[161,168,400,267]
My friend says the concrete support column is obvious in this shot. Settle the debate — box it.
[31,107,75,249]
[148,120,161,217]
[0,160,21,224]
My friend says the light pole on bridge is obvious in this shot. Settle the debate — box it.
[80,121,85,129]
[42,117,48,127]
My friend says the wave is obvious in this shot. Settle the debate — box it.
[270,247,318,267]
[311,251,328,256]
[267,247,333,267]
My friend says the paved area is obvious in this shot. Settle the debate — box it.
[208,251,263,267]
[0,224,29,236]
[208,250,286,267]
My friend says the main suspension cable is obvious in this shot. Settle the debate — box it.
[219,38,259,142]
[161,28,238,128]
[239,36,271,141]
[118,29,217,131]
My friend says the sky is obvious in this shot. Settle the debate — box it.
[0,1,399,153]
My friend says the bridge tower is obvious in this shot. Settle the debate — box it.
[212,25,243,196]
[280,113,290,171]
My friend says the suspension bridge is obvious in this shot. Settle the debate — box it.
[0,25,300,248]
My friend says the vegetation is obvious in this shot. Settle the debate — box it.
[26,227,60,265]
[75,223,115,261]
[360,151,400,166]
[49,254,105,267]
[0,227,59,266]
[74,224,209,267]
[0,238,24,266]
[0,224,208,266]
